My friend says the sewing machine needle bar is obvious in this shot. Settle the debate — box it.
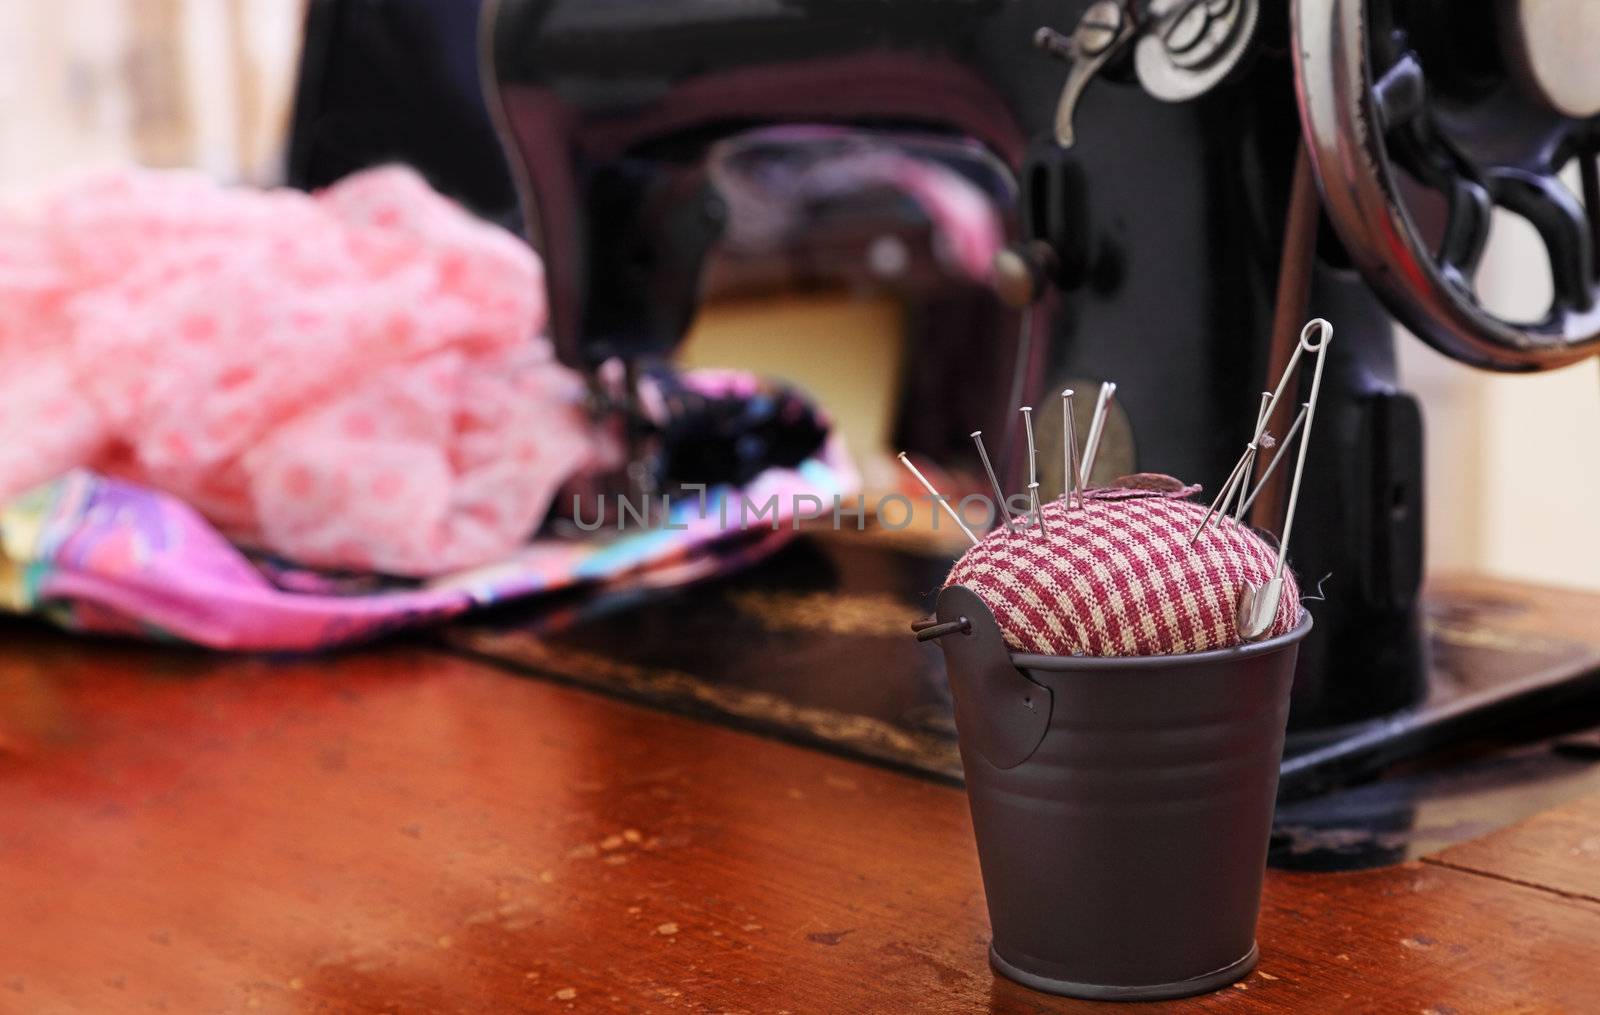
[898,452,980,546]
[1078,381,1116,488]
[971,430,1014,532]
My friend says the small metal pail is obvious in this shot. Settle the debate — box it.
[932,584,1310,1001]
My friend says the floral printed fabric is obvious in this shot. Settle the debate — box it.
[0,449,854,651]
[0,166,609,576]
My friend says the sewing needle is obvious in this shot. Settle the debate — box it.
[898,452,979,546]
[1235,402,1310,518]
[1078,381,1116,488]
[1234,391,1272,522]
[1189,448,1252,544]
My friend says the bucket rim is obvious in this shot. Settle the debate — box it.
[1008,610,1312,671]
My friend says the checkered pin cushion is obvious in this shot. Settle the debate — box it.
[945,478,1301,657]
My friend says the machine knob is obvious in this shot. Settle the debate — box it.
[1134,0,1260,103]
[1036,0,1260,149]
[992,241,1060,307]
[1033,1,1137,147]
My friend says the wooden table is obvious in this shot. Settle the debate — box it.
[1,620,1598,1014]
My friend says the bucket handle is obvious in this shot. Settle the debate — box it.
[927,585,1052,769]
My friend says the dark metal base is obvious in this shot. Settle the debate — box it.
[1278,615,1600,799]
[989,943,1257,1001]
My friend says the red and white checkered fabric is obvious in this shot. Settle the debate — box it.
[945,480,1300,657]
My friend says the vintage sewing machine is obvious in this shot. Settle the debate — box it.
[290,0,1600,792]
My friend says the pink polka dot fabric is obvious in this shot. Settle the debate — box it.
[945,482,1301,657]
[0,166,611,576]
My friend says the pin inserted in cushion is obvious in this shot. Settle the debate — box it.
[944,483,1301,657]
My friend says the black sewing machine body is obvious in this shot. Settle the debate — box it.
[483,0,1424,736]
[289,0,1600,787]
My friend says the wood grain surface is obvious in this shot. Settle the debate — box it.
[1,609,1598,1013]
[1429,572,1600,649]
[1427,790,1600,906]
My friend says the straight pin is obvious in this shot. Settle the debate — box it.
[1236,402,1310,518]
[1028,482,1050,536]
[1234,391,1272,522]
[898,452,980,546]
[1078,381,1116,488]
[1061,388,1083,511]
[1021,406,1039,487]
[1189,448,1251,544]
[1222,447,1255,522]
[1021,406,1040,529]
[971,430,1015,532]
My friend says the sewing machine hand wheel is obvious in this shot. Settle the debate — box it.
[1295,0,1600,370]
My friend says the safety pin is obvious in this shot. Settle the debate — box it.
[971,430,1015,533]
[898,452,980,546]
[1078,381,1116,488]
[1232,319,1333,639]
[1191,319,1324,545]
[1217,412,1273,525]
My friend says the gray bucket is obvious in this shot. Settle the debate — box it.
[930,584,1311,1001]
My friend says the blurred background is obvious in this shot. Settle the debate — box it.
[2,0,1595,591]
